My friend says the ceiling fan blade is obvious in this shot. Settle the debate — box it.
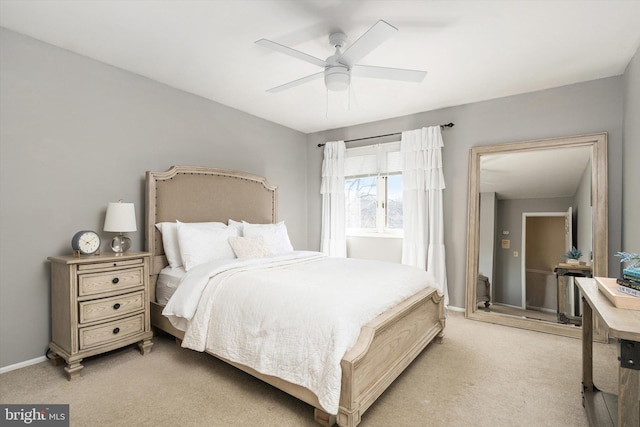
[339,20,397,67]
[353,65,427,82]
[266,71,324,93]
[255,39,327,68]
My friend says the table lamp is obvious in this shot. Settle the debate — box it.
[104,201,136,254]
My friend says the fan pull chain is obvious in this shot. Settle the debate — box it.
[326,88,329,119]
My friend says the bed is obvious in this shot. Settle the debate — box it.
[145,165,445,427]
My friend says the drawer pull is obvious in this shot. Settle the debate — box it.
[112,277,119,284]
[113,303,121,310]
[113,327,120,334]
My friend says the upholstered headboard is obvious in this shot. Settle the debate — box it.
[145,166,278,298]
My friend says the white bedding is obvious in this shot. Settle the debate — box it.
[162,251,440,414]
[156,266,186,305]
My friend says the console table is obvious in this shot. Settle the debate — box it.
[555,263,592,325]
[576,277,640,427]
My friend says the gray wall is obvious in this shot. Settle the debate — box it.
[0,29,308,368]
[478,192,497,286]
[574,159,593,262]
[623,46,640,255]
[307,76,625,310]
[347,236,402,263]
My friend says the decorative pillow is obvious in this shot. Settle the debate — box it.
[155,221,226,268]
[176,221,239,271]
[242,221,294,255]
[228,236,272,259]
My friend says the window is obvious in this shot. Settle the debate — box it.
[344,143,403,235]
[386,174,403,229]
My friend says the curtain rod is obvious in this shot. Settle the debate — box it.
[317,122,454,148]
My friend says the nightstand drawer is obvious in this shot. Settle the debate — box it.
[77,258,143,271]
[79,291,144,324]
[79,267,143,297]
[79,313,145,350]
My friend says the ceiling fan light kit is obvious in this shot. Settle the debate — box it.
[325,66,350,91]
[256,20,427,93]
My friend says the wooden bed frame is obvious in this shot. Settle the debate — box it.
[145,166,445,427]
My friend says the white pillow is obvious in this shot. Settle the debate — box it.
[228,236,272,259]
[155,221,226,268]
[242,221,294,255]
[176,221,239,271]
[228,219,244,235]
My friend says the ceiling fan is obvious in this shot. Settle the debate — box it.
[255,20,427,93]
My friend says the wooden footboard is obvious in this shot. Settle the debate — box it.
[333,286,445,427]
[152,287,444,427]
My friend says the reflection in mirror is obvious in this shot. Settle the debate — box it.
[465,133,608,338]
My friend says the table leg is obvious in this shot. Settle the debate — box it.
[557,275,565,322]
[582,296,593,392]
[618,339,640,427]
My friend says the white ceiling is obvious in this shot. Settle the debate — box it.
[480,146,592,200]
[1,0,639,134]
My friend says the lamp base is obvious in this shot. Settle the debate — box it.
[111,234,131,254]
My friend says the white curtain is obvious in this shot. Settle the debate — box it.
[320,141,347,257]
[401,126,449,304]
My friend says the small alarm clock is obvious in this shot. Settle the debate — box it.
[71,230,101,256]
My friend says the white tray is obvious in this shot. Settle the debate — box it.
[595,277,640,310]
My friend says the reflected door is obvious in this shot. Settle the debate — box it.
[524,215,565,311]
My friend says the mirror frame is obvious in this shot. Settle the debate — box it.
[465,133,608,338]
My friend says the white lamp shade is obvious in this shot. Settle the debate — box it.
[104,202,137,232]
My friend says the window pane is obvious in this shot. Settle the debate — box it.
[345,177,377,229]
[386,175,403,229]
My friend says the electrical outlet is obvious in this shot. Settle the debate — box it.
[514,251,519,257]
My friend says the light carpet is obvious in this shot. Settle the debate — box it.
[0,312,617,426]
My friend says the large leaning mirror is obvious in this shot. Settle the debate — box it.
[465,133,608,338]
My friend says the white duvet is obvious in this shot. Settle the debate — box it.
[162,251,439,414]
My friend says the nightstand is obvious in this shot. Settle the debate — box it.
[48,252,153,380]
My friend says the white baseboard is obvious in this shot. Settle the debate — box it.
[447,305,465,313]
[0,356,47,374]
